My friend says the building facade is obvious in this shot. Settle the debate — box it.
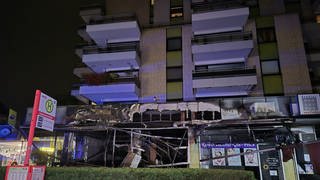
[66,0,320,179]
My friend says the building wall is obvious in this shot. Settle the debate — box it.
[259,0,285,16]
[154,0,170,26]
[182,25,195,101]
[274,14,312,95]
[245,19,264,96]
[139,28,167,102]
[105,0,149,27]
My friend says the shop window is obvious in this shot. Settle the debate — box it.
[259,42,279,60]
[167,51,182,67]
[167,67,182,81]
[167,38,182,51]
[167,81,183,100]
[257,28,276,43]
[263,75,283,95]
[261,60,280,75]
[256,16,274,29]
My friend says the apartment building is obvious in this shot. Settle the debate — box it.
[64,0,320,179]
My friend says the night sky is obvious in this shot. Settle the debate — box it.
[0,0,91,122]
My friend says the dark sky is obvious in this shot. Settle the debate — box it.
[0,0,87,122]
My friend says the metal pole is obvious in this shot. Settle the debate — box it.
[112,129,116,167]
[24,90,41,165]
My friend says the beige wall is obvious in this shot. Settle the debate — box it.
[245,19,264,96]
[182,25,195,101]
[259,0,285,16]
[105,0,149,27]
[153,0,170,26]
[139,28,167,102]
[275,14,312,95]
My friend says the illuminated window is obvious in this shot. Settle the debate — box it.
[170,0,183,23]
[317,15,320,24]
[149,0,155,24]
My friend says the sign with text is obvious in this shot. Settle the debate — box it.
[298,94,320,115]
[5,166,46,180]
[36,92,57,132]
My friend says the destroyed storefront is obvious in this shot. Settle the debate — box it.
[23,95,320,179]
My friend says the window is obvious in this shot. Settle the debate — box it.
[167,67,182,81]
[317,15,320,24]
[167,51,182,67]
[167,38,182,51]
[149,0,155,24]
[167,81,183,100]
[263,75,283,95]
[259,42,279,60]
[167,28,182,38]
[257,28,276,43]
[261,60,280,74]
[256,16,274,29]
[170,0,183,24]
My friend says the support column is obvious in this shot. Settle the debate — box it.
[188,127,200,168]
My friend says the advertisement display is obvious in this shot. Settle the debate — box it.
[297,94,320,115]
[211,148,225,166]
[226,148,241,166]
[244,148,259,166]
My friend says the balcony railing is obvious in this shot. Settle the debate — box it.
[80,71,140,87]
[80,4,105,11]
[191,0,245,13]
[88,13,137,25]
[192,31,252,45]
[193,68,256,79]
[82,41,140,54]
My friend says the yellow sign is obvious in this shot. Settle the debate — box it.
[8,109,17,127]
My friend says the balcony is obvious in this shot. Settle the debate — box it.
[192,32,253,65]
[78,25,93,43]
[192,68,257,97]
[82,42,140,73]
[191,0,249,34]
[76,72,140,103]
[73,67,94,78]
[80,4,105,24]
[85,13,141,46]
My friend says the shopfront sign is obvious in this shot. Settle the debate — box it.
[201,143,257,149]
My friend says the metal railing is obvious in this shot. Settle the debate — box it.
[193,68,256,79]
[192,31,252,45]
[192,0,245,13]
[88,13,137,25]
[79,71,140,87]
[82,41,140,54]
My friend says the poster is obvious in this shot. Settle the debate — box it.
[226,148,241,166]
[244,148,258,166]
[212,148,225,166]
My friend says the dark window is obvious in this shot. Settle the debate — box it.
[167,38,182,51]
[167,67,183,81]
[257,28,276,43]
[170,0,183,23]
